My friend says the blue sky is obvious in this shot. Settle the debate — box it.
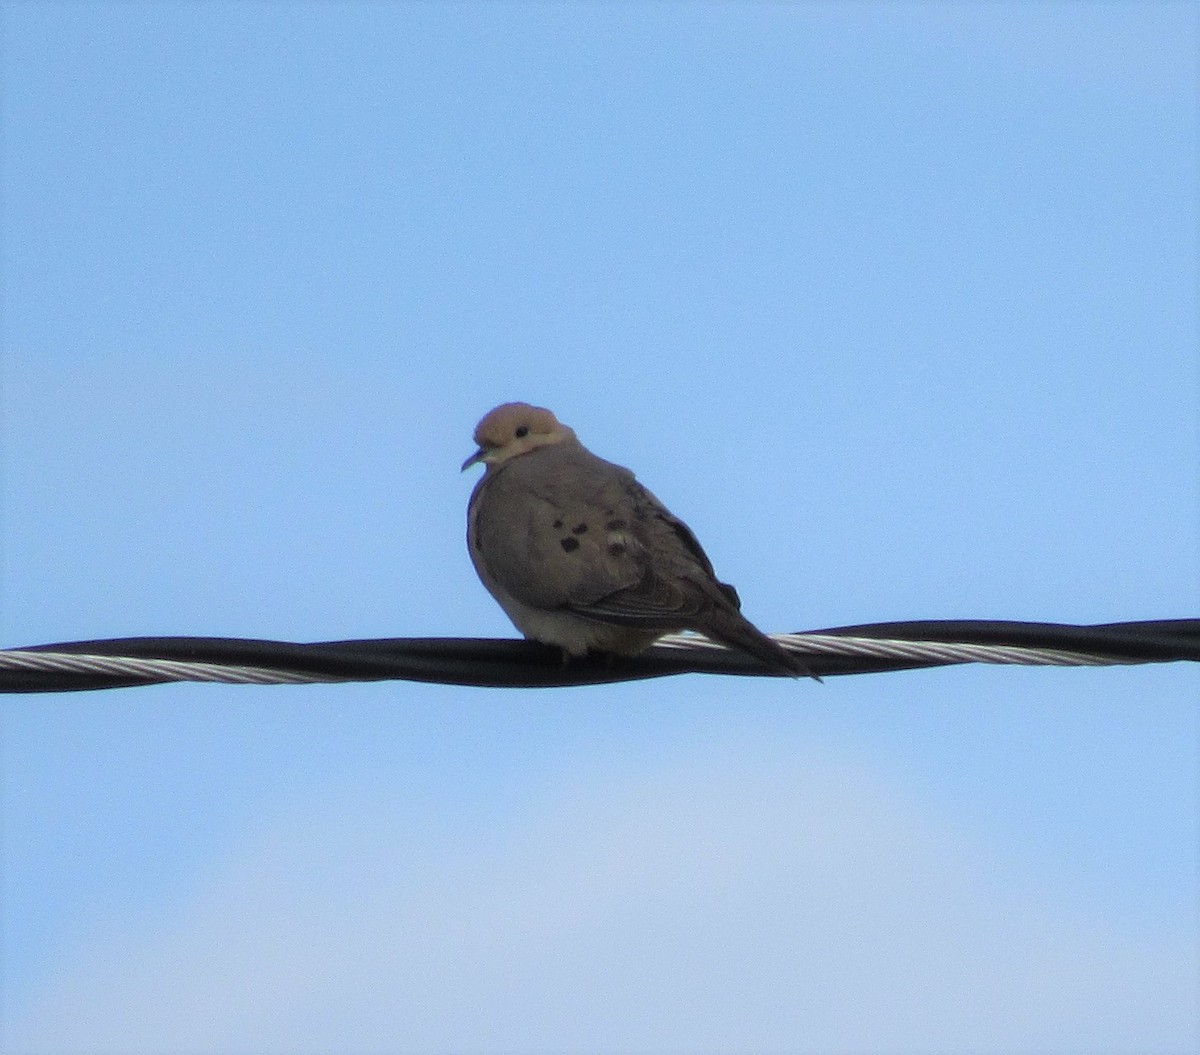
[2,2,1197,1052]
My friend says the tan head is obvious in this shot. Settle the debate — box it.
[461,402,576,471]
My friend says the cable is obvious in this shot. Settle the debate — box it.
[1,619,1196,693]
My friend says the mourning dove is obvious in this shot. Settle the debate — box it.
[463,402,816,679]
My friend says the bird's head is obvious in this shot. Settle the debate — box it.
[461,402,576,471]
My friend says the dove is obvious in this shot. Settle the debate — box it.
[462,402,816,679]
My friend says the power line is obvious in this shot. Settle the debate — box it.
[2,619,1195,694]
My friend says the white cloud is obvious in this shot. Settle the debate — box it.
[6,741,1196,1053]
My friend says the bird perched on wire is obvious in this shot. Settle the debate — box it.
[462,402,817,679]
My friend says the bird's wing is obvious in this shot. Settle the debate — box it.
[473,445,739,628]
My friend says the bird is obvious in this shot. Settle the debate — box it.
[462,402,817,679]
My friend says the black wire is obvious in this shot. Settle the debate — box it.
[2,619,1197,694]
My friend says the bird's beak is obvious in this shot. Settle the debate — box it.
[461,448,487,472]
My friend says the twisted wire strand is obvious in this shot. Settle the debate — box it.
[655,633,1140,668]
[784,634,1140,667]
[4,618,1192,693]
[0,648,339,686]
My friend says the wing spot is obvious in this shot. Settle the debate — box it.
[572,522,588,534]
[607,541,626,557]
[552,519,563,529]
[560,537,580,553]
[606,518,626,531]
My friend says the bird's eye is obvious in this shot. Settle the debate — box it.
[515,425,529,438]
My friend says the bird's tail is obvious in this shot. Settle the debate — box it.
[697,608,821,682]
